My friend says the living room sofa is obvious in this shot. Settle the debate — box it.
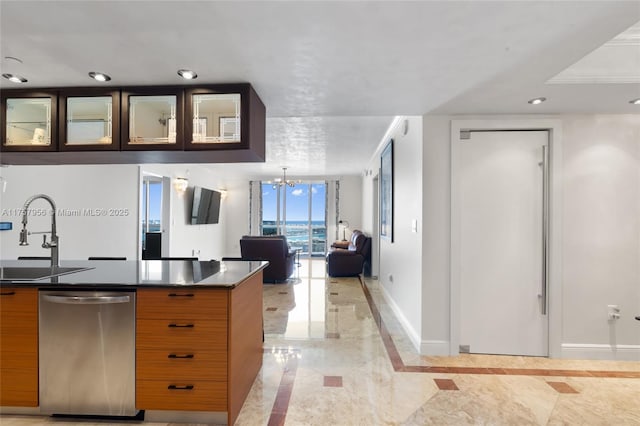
[239,235,296,283]
[326,230,371,277]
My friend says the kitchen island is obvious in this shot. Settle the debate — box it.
[0,259,267,426]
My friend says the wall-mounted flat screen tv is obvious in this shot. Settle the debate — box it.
[191,186,221,224]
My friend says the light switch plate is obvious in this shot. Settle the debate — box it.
[411,219,418,233]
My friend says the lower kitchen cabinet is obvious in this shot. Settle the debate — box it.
[135,290,228,411]
[0,288,38,407]
[136,380,227,411]
[136,270,263,425]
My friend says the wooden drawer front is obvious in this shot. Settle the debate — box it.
[137,349,227,381]
[136,319,227,351]
[0,368,38,407]
[0,288,37,313]
[0,348,37,370]
[136,379,226,411]
[0,311,38,355]
[137,289,227,320]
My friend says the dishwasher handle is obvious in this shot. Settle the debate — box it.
[42,294,131,305]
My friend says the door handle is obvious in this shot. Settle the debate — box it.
[168,385,194,390]
[540,145,549,315]
[43,294,130,304]
[635,316,640,321]
[168,323,194,328]
[168,293,194,298]
[168,354,194,359]
[0,291,16,296]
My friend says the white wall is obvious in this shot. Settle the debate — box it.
[338,176,363,240]
[0,163,359,266]
[420,113,640,360]
[561,115,640,355]
[363,116,424,350]
[0,165,139,260]
[223,177,251,257]
[140,164,236,261]
[421,116,453,354]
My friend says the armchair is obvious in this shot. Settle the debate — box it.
[240,235,296,283]
[326,230,371,277]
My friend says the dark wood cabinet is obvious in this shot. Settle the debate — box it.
[0,84,265,164]
[185,83,264,155]
[121,87,185,151]
[58,88,120,151]
[1,90,58,152]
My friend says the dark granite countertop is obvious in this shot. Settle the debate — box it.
[0,259,268,288]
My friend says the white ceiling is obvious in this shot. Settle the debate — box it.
[1,1,639,178]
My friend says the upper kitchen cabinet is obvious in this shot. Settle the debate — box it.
[1,90,58,152]
[58,89,120,151]
[0,83,265,164]
[185,84,265,154]
[121,87,184,151]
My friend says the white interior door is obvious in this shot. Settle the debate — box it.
[459,130,549,356]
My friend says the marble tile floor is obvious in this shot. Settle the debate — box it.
[2,259,639,425]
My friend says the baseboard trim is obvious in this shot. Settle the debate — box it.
[0,406,41,415]
[420,340,450,356]
[144,410,227,424]
[378,284,421,353]
[561,343,640,361]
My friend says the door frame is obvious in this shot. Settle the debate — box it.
[450,119,563,358]
[371,173,380,278]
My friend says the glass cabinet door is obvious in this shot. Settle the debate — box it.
[185,85,253,151]
[121,89,184,150]
[58,90,120,151]
[191,93,241,143]
[1,92,57,151]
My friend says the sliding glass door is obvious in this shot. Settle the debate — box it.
[261,182,327,257]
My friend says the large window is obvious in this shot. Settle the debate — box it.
[261,182,327,257]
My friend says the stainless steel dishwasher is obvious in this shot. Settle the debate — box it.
[39,290,136,416]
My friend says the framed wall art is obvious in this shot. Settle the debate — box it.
[380,139,393,241]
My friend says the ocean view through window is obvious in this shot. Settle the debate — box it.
[262,182,327,257]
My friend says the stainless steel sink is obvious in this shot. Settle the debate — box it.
[0,266,94,281]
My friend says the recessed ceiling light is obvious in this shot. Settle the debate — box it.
[527,97,546,105]
[88,72,111,82]
[177,69,197,80]
[2,73,27,83]
[630,98,640,105]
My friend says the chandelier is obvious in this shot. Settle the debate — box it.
[272,167,298,189]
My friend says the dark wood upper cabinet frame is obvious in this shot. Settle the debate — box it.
[0,84,265,164]
[58,88,120,151]
[120,87,185,151]
[1,90,58,152]
[184,83,265,157]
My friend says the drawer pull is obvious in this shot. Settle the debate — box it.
[0,291,16,296]
[168,353,195,359]
[168,323,194,328]
[168,293,194,298]
[168,384,194,390]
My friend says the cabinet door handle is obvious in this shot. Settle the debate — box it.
[0,291,16,296]
[168,323,194,328]
[168,353,195,359]
[168,385,194,390]
[168,293,194,298]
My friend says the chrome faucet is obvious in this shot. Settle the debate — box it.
[19,194,59,267]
